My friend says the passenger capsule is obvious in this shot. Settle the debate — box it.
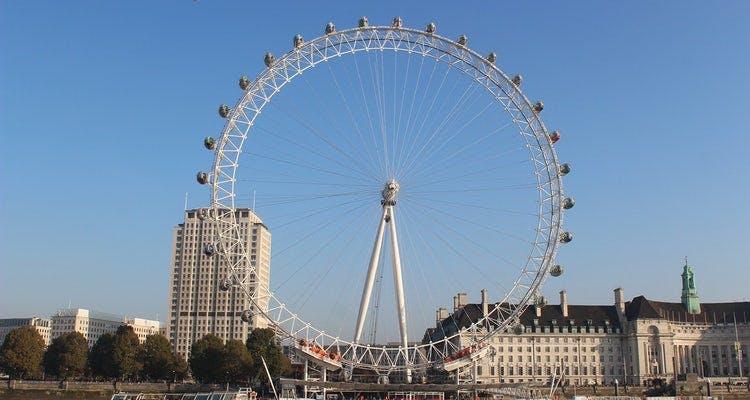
[512,323,524,335]
[559,163,571,176]
[425,22,436,34]
[549,130,561,143]
[197,208,208,220]
[563,197,575,210]
[325,22,336,35]
[204,136,216,150]
[535,295,548,307]
[219,278,232,291]
[218,104,230,118]
[457,35,468,46]
[293,34,304,49]
[392,16,403,28]
[512,75,523,86]
[559,231,573,243]
[239,76,250,90]
[264,52,275,68]
[533,101,544,113]
[486,52,497,64]
[550,264,563,277]
[358,16,369,27]
[197,171,209,185]
[203,244,214,256]
[240,310,253,323]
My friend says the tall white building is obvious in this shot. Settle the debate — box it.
[0,317,52,346]
[50,308,160,347]
[167,208,271,360]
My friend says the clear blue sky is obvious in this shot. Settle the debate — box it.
[1,1,749,332]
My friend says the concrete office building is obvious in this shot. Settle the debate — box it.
[0,317,52,346]
[167,208,271,360]
[50,308,160,347]
[426,261,749,386]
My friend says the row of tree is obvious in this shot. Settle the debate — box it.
[0,325,187,381]
[188,329,291,384]
[0,325,291,384]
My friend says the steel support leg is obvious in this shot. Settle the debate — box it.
[387,205,411,382]
[353,206,389,344]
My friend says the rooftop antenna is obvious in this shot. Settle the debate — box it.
[252,190,256,211]
[184,192,189,211]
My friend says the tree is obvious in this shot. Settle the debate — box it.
[0,326,45,379]
[89,333,116,379]
[43,331,88,379]
[189,334,224,383]
[223,340,252,385]
[246,328,291,383]
[112,325,142,380]
[140,334,175,381]
[171,354,189,382]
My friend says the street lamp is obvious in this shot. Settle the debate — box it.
[615,379,619,396]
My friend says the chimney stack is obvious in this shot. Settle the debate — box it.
[535,303,543,318]
[614,287,625,322]
[453,295,459,312]
[457,292,467,309]
[436,307,448,324]
[560,290,568,318]
[481,289,489,317]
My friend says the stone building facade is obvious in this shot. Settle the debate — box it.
[426,262,749,386]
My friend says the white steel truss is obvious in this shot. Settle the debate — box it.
[206,22,568,374]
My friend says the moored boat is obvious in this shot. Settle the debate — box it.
[111,388,256,400]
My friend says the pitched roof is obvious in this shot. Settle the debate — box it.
[626,296,750,323]
[625,295,662,320]
[426,301,621,343]
[425,295,750,343]
[518,304,620,328]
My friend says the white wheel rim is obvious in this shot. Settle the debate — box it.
[206,24,568,374]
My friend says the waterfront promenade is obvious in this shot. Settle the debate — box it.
[3,380,750,400]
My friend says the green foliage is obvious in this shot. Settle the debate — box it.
[111,325,142,380]
[171,354,189,381]
[189,335,254,384]
[246,328,292,383]
[189,334,224,383]
[43,331,89,379]
[0,326,45,379]
[222,340,252,384]
[89,333,116,379]
[91,331,183,382]
[140,334,187,381]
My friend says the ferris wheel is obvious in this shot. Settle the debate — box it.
[196,17,574,379]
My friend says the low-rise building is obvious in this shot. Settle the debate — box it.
[0,317,52,346]
[126,317,161,343]
[426,261,749,386]
[51,308,161,347]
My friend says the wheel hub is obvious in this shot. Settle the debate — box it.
[381,179,399,206]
